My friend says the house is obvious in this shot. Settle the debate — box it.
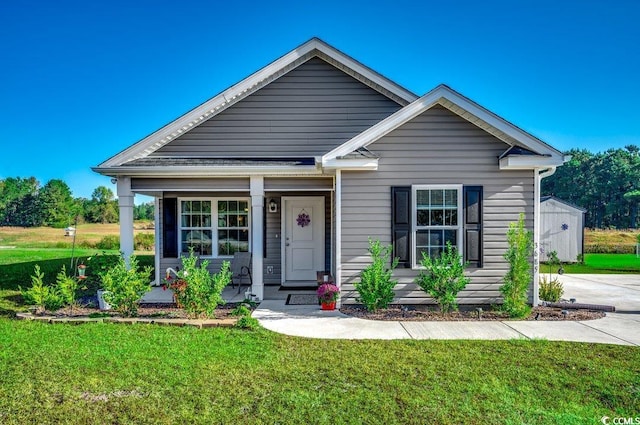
[93,38,567,306]
[540,196,586,263]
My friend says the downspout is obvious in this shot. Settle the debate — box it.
[533,167,557,306]
[335,170,342,308]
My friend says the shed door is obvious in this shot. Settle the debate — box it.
[283,197,325,282]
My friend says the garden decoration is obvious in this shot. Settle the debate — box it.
[296,209,311,227]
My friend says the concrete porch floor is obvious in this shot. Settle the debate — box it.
[140,284,315,304]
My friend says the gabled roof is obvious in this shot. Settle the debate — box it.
[323,84,566,168]
[98,38,418,169]
[541,196,587,212]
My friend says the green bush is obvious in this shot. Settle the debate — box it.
[235,315,260,330]
[56,265,79,310]
[168,249,231,318]
[100,255,153,317]
[355,238,399,312]
[231,304,251,317]
[415,242,470,313]
[539,275,564,302]
[134,233,154,251]
[584,243,636,254]
[500,213,533,318]
[20,265,64,313]
[96,235,120,250]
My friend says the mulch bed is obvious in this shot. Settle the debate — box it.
[340,305,606,321]
[35,303,243,320]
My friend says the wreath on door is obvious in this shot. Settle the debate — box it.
[296,209,311,227]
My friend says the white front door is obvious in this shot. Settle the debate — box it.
[283,196,325,282]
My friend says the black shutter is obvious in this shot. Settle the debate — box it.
[163,197,178,258]
[391,186,412,268]
[463,186,483,268]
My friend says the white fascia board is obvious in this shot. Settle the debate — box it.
[92,165,322,178]
[321,158,379,170]
[101,38,417,168]
[324,85,564,163]
[499,155,565,170]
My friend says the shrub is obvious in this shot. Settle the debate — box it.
[500,213,533,318]
[235,315,260,330]
[231,304,251,316]
[539,275,564,302]
[96,235,120,250]
[134,233,154,251]
[20,265,64,313]
[355,238,399,312]
[584,243,636,254]
[415,242,470,313]
[56,265,79,311]
[100,255,153,317]
[167,249,231,318]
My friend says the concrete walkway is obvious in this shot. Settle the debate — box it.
[253,274,640,346]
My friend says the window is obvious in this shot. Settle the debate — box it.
[179,199,249,257]
[412,185,462,267]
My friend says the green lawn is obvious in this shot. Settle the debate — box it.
[544,254,640,274]
[0,320,637,424]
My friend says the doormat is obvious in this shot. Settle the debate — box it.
[286,294,319,305]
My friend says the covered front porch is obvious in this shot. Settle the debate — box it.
[116,175,336,302]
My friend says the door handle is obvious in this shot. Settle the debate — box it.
[286,243,290,246]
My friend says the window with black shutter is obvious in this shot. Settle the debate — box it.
[391,185,483,268]
[163,197,178,258]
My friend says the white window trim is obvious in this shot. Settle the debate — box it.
[411,185,463,269]
[178,197,251,259]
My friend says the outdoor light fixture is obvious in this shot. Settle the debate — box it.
[268,198,278,213]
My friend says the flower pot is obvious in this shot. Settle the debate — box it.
[97,290,111,311]
[320,301,336,311]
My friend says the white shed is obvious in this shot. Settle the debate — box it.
[540,196,586,263]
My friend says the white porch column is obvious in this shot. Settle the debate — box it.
[250,176,264,301]
[116,177,134,267]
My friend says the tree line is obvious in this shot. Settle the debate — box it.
[0,177,154,227]
[542,145,640,229]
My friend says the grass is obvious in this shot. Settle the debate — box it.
[0,223,153,249]
[543,254,640,274]
[0,320,637,424]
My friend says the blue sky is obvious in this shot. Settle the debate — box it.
[1,0,638,201]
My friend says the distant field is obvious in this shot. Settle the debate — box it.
[584,228,638,244]
[0,222,153,249]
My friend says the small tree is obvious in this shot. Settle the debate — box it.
[501,213,533,318]
[100,255,153,317]
[21,265,64,313]
[355,238,399,312]
[415,242,470,313]
[56,265,79,313]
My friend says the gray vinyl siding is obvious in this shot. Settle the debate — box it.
[150,57,401,158]
[133,178,249,192]
[340,105,535,305]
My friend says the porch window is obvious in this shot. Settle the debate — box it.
[179,199,249,257]
[412,185,463,267]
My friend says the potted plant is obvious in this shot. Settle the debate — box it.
[317,283,339,310]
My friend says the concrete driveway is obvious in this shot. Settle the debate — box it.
[556,274,640,312]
